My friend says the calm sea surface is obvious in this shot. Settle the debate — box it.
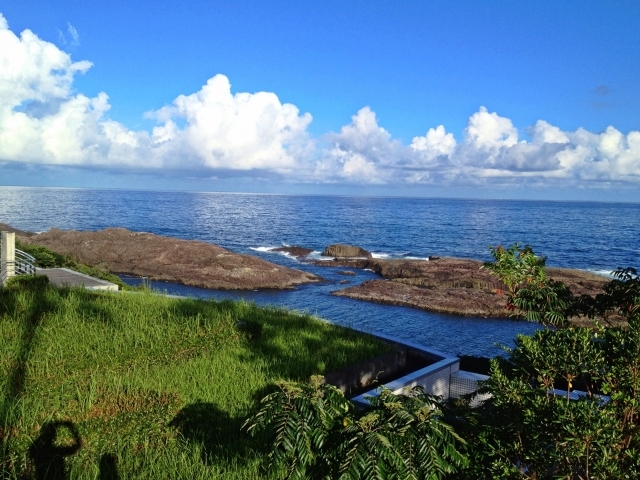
[1,187,638,357]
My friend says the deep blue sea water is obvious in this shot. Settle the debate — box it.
[1,187,638,357]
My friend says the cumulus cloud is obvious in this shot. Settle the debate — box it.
[316,107,456,183]
[317,105,640,185]
[0,12,638,189]
[148,74,312,172]
[0,14,312,174]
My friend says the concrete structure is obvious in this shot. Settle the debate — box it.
[1,231,16,286]
[450,370,491,407]
[36,268,119,291]
[351,331,487,407]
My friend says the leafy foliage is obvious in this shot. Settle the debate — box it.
[244,379,467,479]
[482,243,547,296]
[482,243,574,327]
[465,244,640,478]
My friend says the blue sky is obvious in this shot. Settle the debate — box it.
[1,1,639,199]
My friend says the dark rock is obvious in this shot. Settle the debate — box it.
[338,270,357,276]
[19,228,320,290]
[0,223,36,237]
[322,244,372,258]
[270,246,313,257]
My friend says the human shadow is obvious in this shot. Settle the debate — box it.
[98,453,119,480]
[169,401,256,465]
[0,278,116,474]
[1,277,57,472]
[27,421,82,480]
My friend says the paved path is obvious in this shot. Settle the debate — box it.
[36,268,119,291]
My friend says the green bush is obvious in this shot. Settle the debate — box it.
[245,378,468,479]
[461,245,640,479]
[5,274,50,289]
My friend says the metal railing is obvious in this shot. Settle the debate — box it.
[16,249,37,275]
[0,244,36,285]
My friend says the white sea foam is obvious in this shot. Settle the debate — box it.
[250,246,295,258]
[586,269,616,279]
[250,246,277,253]
[371,252,390,259]
[404,256,430,261]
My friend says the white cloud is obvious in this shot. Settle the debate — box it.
[317,107,456,183]
[67,23,79,45]
[317,105,640,185]
[0,14,312,173]
[0,12,638,190]
[148,74,312,172]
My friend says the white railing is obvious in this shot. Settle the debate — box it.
[15,249,37,275]
[1,232,37,286]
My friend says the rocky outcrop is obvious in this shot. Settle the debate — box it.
[327,257,610,319]
[334,279,511,317]
[0,223,35,237]
[322,244,372,258]
[19,228,321,290]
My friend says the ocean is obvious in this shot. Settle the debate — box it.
[1,187,638,357]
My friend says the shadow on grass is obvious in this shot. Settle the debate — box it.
[1,277,58,473]
[98,453,120,480]
[28,421,82,480]
[0,279,117,474]
[169,401,259,466]
[241,312,389,383]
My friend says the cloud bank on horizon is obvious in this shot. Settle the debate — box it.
[1,14,639,189]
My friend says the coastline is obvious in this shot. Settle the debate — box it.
[6,224,614,322]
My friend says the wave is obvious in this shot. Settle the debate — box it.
[372,251,430,261]
[308,251,333,261]
[585,269,616,279]
[251,246,431,262]
[250,246,278,253]
[249,245,297,259]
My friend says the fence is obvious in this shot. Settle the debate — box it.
[1,231,36,286]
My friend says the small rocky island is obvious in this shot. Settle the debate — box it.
[310,244,609,320]
[16,227,320,290]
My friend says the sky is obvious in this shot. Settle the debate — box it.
[0,1,639,200]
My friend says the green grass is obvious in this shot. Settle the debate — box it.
[0,277,392,479]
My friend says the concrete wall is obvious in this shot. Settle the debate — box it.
[323,349,407,397]
[349,332,461,407]
[1,231,16,286]
[449,370,491,407]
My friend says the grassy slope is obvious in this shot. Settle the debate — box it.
[0,279,391,479]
